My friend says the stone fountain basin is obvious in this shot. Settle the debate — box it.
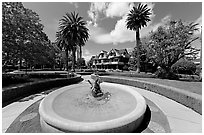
[39,82,146,133]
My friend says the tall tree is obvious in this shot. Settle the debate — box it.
[56,31,71,71]
[148,20,199,79]
[126,3,152,73]
[2,2,53,70]
[57,12,89,71]
[199,26,202,81]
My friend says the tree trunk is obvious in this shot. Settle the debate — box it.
[79,46,82,69]
[65,48,69,72]
[25,59,27,74]
[79,45,82,59]
[72,47,76,72]
[18,57,22,70]
[136,28,140,73]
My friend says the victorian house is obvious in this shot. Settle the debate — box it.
[92,49,130,70]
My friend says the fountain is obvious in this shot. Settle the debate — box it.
[39,75,147,132]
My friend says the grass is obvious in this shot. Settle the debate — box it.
[113,76,202,95]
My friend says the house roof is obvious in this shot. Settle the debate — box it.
[100,50,107,53]
[110,49,130,58]
[93,48,130,59]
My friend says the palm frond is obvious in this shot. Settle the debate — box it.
[126,3,152,31]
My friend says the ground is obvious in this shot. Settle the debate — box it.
[2,73,202,133]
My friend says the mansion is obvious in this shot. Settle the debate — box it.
[92,49,130,70]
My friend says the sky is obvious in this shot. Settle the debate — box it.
[22,1,202,62]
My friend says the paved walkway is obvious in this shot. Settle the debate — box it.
[2,75,202,133]
[2,94,46,132]
[131,86,201,132]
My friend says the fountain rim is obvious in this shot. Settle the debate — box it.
[39,83,146,132]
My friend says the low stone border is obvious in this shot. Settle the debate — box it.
[75,72,93,75]
[104,72,155,78]
[2,75,83,106]
[91,74,202,115]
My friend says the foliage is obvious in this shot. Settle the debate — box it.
[87,56,95,69]
[76,58,86,68]
[126,3,151,30]
[155,67,179,80]
[56,12,89,71]
[2,2,54,68]
[147,20,199,79]
[126,3,152,73]
[128,38,157,73]
[171,59,197,75]
[122,65,129,71]
[195,66,202,76]
[2,74,30,87]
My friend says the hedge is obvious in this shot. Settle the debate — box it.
[2,75,83,106]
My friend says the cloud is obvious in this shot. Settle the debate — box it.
[87,16,134,45]
[84,49,91,55]
[109,15,135,44]
[140,15,171,38]
[126,47,134,53]
[141,2,156,24]
[82,49,93,62]
[87,2,172,45]
[107,2,157,44]
[87,2,134,44]
[105,2,134,18]
[69,2,79,9]
[194,15,202,35]
[86,23,111,44]
[87,2,108,26]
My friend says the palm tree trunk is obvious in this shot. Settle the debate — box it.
[18,57,22,70]
[72,47,76,71]
[79,45,82,59]
[136,28,140,73]
[79,45,82,69]
[65,48,69,72]
[25,59,27,74]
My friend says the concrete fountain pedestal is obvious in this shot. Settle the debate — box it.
[39,82,146,133]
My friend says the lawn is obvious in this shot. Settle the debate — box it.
[112,76,202,95]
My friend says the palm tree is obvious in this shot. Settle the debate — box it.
[78,41,85,69]
[56,31,70,71]
[57,11,89,71]
[126,3,151,73]
[79,40,85,59]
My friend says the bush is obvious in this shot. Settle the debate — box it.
[122,65,129,71]
[2,74,31,87]
[171,59,196,75]
[195,65,201,76]
[140,62,157,73]
[155,68,179,80]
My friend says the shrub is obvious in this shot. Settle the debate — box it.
[2,74,31,87]
[195,65,201,76]
[171,59,196,75]
[155,68,179,80]
[122,65,129,71]
[140,62,157,73]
